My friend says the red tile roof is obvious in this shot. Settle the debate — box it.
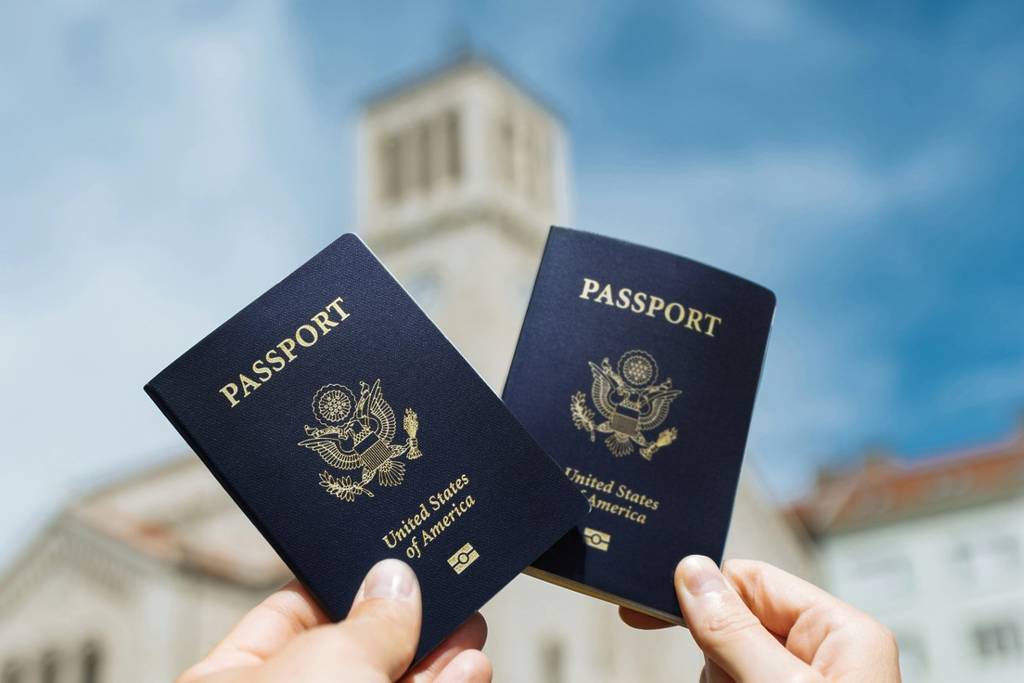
[70,456,289,587]
[791,427,1024,537]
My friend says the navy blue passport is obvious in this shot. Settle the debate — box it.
[503,227,775,623]
[145,234,588,661]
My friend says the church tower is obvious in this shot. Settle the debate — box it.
[358,52,570,385]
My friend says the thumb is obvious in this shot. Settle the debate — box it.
[676,556,820,683]
[334,559,422,681]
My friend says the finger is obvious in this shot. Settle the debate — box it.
[179,580,328,682]
[433,650,492,683]
[618,607,674,630]
[333,559,422,681]
[401,613,488,683]
[722,559,885,664]
[676,556,818,683]
[721,559,846,637]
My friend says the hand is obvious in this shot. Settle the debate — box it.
[180,559,492,683]
[620,556,901,682]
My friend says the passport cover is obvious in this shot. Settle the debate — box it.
[145,234,588,660]
[502,226,776,623]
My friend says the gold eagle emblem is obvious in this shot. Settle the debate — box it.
[297,380,422,502]
[570,349,680,460]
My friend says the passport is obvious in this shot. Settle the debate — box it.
[145,234,589,661]
[502,226,776,623]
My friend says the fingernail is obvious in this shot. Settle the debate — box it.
[679,556,727,595]
[362,559,415,600]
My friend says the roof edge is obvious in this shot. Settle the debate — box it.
[361,49,565,122]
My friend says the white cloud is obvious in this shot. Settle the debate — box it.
[574,142,974,498]
[697,0,802,38]
[578,142,969,280]
[936,359,1024,415]
[0,1,333,563]
[748,316,898,496]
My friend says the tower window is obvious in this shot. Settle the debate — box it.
[536,124,553,206]
[380,134,402,202]
[415,120,432,192]
[41,650,58,683]
[526,120,540,200]
[523,118,552,205]
[444,109,461,181]
[498,113,515,183]
[82,641,103,683]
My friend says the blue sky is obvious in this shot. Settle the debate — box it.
[1,1,1022,561]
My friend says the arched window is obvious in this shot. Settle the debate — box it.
[1,661,22,683]
[40,650,59,683]
[82,642,103,683]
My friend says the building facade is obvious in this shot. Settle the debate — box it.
[0,459,287,683]
[794,428,1024,683]
[357,54,571,386]
[0,54,812,683]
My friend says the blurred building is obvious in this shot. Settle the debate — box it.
[794,426,1024,683]
[0,459,286,683]
[357,52,571,384]
[0,53,811,683]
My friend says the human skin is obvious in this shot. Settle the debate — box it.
[182,554,899,682]
[178,559,491,683]
[620,556,902,683]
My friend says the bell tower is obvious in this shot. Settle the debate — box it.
[357,52,570,386]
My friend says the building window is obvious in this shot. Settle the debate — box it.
[953,535,1021,586]
[525,119,542,200]
[415,121,432,193]
[444,109,461,182]
[41,650,58,683]
[1,662,22,683]
[534,124,552,206]
[539,639,564,683]
[380,109,460,204]
[82,641,103,683]
[497,111,515,184]
[972,620,1023,661]
[379,134,402,202]
[850,555,914,603]
[528,120,552,202]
